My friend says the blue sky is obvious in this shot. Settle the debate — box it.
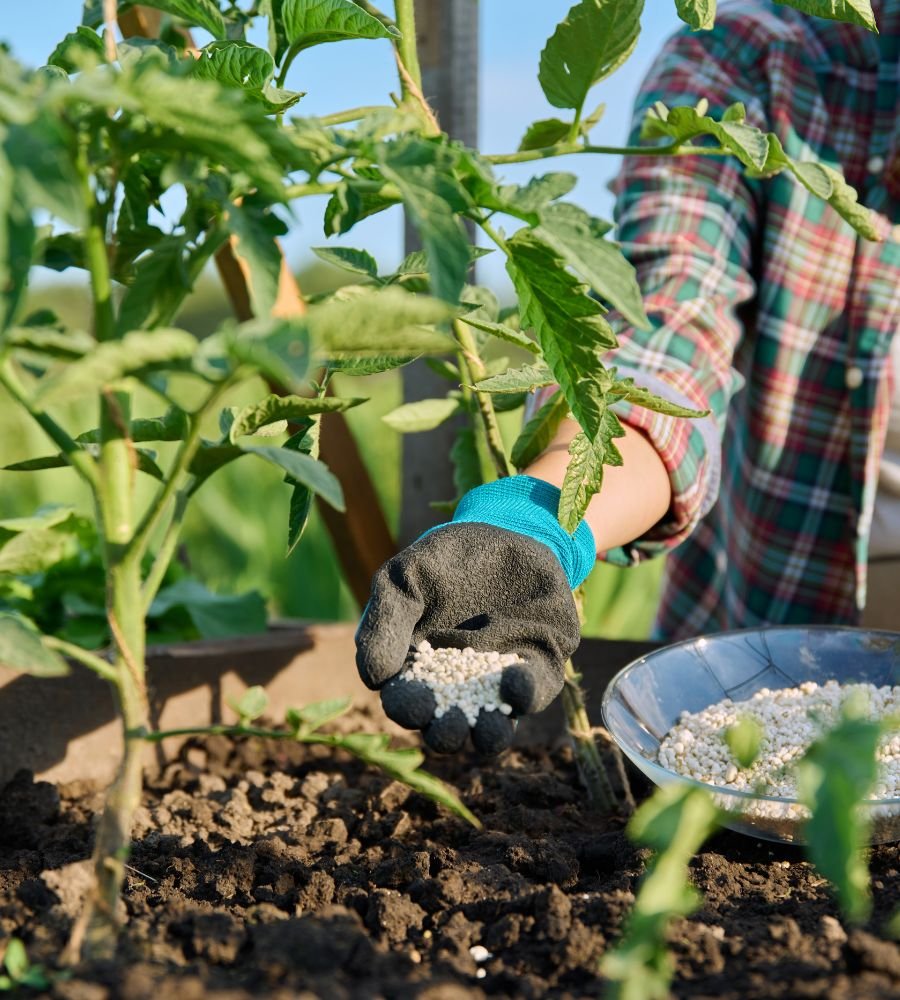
[5,3,683,288]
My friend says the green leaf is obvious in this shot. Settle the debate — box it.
[224,318,311,393]
[224,199,287,318]
[331,732,480,827]
[327,355,418,376]
[280,0,399,53]
[450,426,482,498]
[675,0,717,29]
[286,696,351,735]
[0,614,69,678]
[283,418,320,554]
[815,163,881,240]
[797,704,881,923]
[774,0,876,31]
[187,441,244,487]
[5,117,86,228]
[558,410,625,532]
[377,137,471,303]
[229,393,365,442]
[0,505,75,534]
[76,407,189,445]
[610,376,708,417]
[473,361,555,394]
[134,0,227,38]
[312,246,380,281]
[230,685,269,722]
[641,105,770,171]
[791,161,834,200]
[539,0,644,113]
[5,326,95,361]
[150,579,268,639]
[0,160,34,335]
[536,202,650,330]
[507,230,616,442]
[48,26,105,72]
[519,118,572,151]
[246,444,345,511]
[511,390,569,469]
[724,715,763,768]
[193,40,274,90]
[309,287,455,357]
[37,329,198,403]
[2,940,28,983]
[458,315,540,354]
[382,397,460,433]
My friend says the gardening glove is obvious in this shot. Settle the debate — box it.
[355,475,595,755]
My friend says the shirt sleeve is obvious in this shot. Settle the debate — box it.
[601,18,764,565]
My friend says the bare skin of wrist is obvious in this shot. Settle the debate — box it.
[524,419,673,553]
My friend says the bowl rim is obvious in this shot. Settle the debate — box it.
[599,623,900,808]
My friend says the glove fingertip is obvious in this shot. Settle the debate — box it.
[380,676,436,730]
[423,707,469,754]
[471,709,515,756]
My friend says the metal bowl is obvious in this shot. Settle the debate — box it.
[601,626,900,844]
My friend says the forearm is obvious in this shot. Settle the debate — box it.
[525,418,672,554]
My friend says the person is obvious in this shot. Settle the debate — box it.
[356,0,900,753]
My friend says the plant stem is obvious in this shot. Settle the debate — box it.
[485,141,729,166]
[562,658,617,811]
[140,490,188,614]
[0,359,98,489]
[393,0,423,94]
[283,180,342,199]
[317,105,394,126]
[130,377,234,563]
[452,320,514,479]
[78,146,116,343]
[43,636,118,685]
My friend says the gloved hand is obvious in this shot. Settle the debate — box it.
[355,475,595,755]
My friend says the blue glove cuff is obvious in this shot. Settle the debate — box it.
[449,475,596,589]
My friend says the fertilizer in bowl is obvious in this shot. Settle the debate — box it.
[658,680,900,815]
[401,640,522,726]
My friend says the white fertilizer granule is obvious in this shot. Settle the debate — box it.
[658,680,900,800]
[401,640,523,727]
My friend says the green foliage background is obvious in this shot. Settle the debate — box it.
[4,263,662,637]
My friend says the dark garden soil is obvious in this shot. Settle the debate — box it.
[2,708,900,1000]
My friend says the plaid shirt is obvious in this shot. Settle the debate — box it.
[539,0,900,639]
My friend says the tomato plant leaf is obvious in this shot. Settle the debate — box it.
[286,696,351,735]
[724,715,763,768]
[229,685,269,722]
[133,0,227,39]
[282,418,320,553]
[506,229,616,442]
[193,40,274,91]
[774,0,876,31]
[224,198,288,318]
[36,329,199,402]
[279,0,399,54]
[536,202,650,330]
[150,579,268,639]
[229,393,365,442]
[610,376,708,417]
[797,702,881,924]
[0,613,70,678]
[327,355,418,376]
[312,245,380,280]
[382,397,460,433]
[458,315,540,354]
[558,410,625,532]
[450,426,482,499]
[48,26,104,73]
[246,444,345,511]
[539,0,644,114]
[675,0,717,30]
[377,137,471,304]
[473,361,555,394]
[511,390,569,470]
[0,164,36,334]
[223,317,311,393]
[76,408,189,445]
[307,287,455,357]
[518,117,572,151]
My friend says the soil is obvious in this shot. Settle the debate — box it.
[2,709,900,999]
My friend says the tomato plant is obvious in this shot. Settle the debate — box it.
[0,0,879,966]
